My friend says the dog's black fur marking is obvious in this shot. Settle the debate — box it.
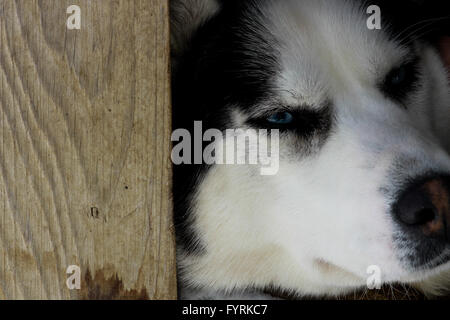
[172,0,280,255]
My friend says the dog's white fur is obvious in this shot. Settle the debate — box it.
[172,0,450,299]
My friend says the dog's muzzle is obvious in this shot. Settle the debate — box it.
[393,175,450,269]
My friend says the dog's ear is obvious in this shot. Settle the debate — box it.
[170,0,221,64]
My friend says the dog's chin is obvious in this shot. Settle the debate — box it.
[315,253,450,286]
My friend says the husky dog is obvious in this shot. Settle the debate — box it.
[171,0,450,299]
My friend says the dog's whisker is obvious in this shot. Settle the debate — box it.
[399,27,441,47]
[392,16,450,44]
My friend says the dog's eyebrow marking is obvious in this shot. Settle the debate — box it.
[281,89,301,101]
[371,45,415,77]
[392,50,419,68]
[244,101,327,120]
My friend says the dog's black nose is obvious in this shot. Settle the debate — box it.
[394,176,450,242]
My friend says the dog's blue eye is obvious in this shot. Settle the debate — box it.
[389,66,407,86]
[382,59,420,103]
[267,112,294,125]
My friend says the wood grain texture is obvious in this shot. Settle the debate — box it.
[0,0,176,299]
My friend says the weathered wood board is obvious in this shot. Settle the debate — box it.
[0,0,176,299]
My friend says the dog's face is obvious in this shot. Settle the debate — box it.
[172,0,450,297]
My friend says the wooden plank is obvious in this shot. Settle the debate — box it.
[0,0,176,299]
